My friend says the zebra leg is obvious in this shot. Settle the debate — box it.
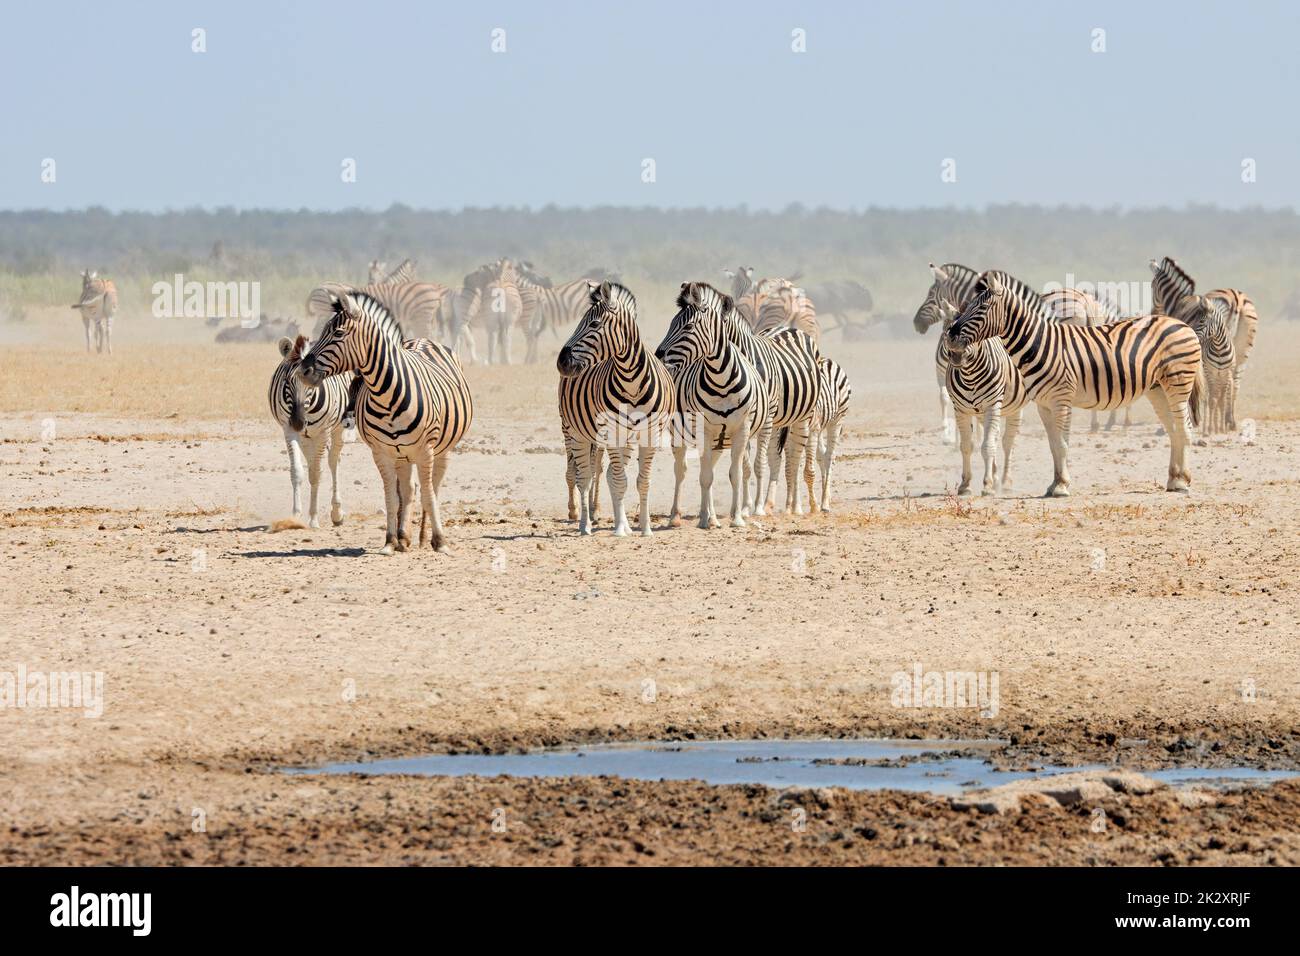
[979,404,1003,496]
[565,445,579,521]
[418,453,451,552]
[729,417,750,528]
[1000,407,1023,492]
[669,442,687,527]
[636,444,655,536]
[1147,387,1191,491]
[803,427,818,514]
[783,420,811,515]
[305,435,326,529]
[105,315,113,355]
[590,446,604,520]
[501,322,513,366]
[818,420,841,513]
[751,420,773,517]
[1036,402,1072,497]
[956,410,975,497]
[82,315,91,352]
[573,441,596,536]
[328,426,345,526]
[394,458,414,551]
[940,383,955,445]
[372,451,402,554]
[1089,408,1100,433]
[606,446,632,536]
[1228,364,1243,432]
[284,430,305,518]
[697,430,717,530]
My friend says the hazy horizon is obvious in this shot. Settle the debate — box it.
[5,0,1298,212]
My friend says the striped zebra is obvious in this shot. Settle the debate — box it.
[933,295,1029,496]
[517,267,620,364]
[1150,257,1258,431]
[308,278,453,346]
[723,266,759,324]
[656,282,772,529]
[1177,295,1236,434]
[798,356,852,512]
[755,286,820,344]
[557,281,674,536]
[715,284,821,514]
[297,290,474,554]
[1040,287,1132,431]
[268,334,354,528]
[368,259,416,284]
[946,272,1202,496]
[71,270,117,354]
[483,259,523,365]
[915,264,1129,436]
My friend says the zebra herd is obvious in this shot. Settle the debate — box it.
[270,269,848,550]
[263,254,1257,552]
[913,257,1258,498]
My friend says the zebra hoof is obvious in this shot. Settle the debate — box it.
[332,513,345,527]
[379,543,395,556]
[669,513,683,528]
[309,517,321,529]
[1045,484,1070,498]
[1167,476,1191,493]
[981,488,995,497]
[567,508,578,521]
[957,486,972,498]
[730,516,746,528]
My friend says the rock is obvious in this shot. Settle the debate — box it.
[950,769,1166,815]
[1176,789,1216,809]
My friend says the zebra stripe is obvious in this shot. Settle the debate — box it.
[517,274,613,364]
[368,258,416,285]
[268,334,354,527]
[802,356,851,512]
[71,270,117,355]
[655,284,772,529]
[755,286,820,344]
[557,281,674,537]
[483,259,523,365]
[297,290,474,553]
[947,272,1202,496]
[1150,257,1259,429]
[308,279,453,343]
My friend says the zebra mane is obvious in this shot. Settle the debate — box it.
[1156,256,1196,295]
[338,289,406,341]
[589,280,637,317]
[676,281,733,315]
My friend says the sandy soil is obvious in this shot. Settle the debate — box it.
[1,323,1298,865]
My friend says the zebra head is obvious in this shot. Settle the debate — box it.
[1149,256,1196,315]
[913,263,952,334]
[723,266,755,300]
[656,282,733,372]
[277,334,314,432]
[557,281,639,376]
[946,272,1010,351]
[297,292,367,387]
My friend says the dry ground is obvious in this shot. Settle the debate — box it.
[1,311,1298,865]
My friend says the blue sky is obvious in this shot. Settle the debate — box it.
[3,0,1297,211]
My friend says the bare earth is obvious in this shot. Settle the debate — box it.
[2,319,1298,865]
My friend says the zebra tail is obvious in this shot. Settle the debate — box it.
[776,426,789,454]
[1188,369,1202,429]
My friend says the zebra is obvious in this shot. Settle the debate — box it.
[71,271,117,354]
[712,284,821,514]
[517,267,620,364]
[268,335,354,528]
[946,272,1202,496]
[933,295,1029,496]
[798,356,852,512]
[483,258,523,365]
[1150,257,1258,431]
[1179,295,1236,434]
[368,259,416,284]
[297,290,474,554]
[1040,287,1132,431]
[557,281,674,536]
[755,285,820,344]
[308,278,453,345]
[444,262,498,363]
[656,282,771,529]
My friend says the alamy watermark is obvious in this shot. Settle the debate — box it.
[152,274,261,328]
[1,665,104,718]
[890,662,999,717]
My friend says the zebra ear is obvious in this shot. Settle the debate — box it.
[1148,258,1161,274]
[333,292,357,318]
[719,293,734,313]
[983,273,1005,296]
[278,336,294,358]
[929,263,947,282]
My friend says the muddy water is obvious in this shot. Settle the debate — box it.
[290,738,1300,794]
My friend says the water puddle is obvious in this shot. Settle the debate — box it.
[288,738,1299,795]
